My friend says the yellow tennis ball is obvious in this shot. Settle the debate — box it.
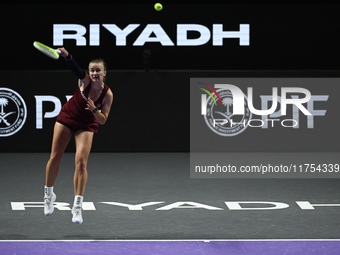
[154,3,163,11]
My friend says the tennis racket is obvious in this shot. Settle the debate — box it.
[33,41,61,60]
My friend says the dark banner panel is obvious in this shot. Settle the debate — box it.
[0,71,190,152]
[1,70,339,152]
[1,3,340,71]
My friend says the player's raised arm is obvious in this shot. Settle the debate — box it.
[57,47,91,89]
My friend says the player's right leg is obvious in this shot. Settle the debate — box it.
[44,122,72,216]
[71,130,94,224]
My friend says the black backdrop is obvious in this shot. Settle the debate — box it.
[1,2,339,152]
[2,3,340,71]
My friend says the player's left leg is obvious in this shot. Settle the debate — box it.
[44,122,72,216]
[72,130,94,224]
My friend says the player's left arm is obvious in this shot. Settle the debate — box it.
[92,89,114,125]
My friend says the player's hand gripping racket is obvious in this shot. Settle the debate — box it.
[33,41,61,60]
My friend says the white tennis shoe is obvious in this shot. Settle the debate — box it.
[71,206,83,224]
[44,193,56,216]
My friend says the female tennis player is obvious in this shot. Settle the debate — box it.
[43,48,113,224]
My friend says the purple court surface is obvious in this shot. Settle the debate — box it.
[1,240,340,255]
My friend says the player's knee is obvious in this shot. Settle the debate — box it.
[75,159,87,173]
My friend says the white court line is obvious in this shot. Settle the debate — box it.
[1,239,340,242]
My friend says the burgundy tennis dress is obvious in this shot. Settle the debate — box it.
[57,83,109,133]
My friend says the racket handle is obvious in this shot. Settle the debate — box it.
[56,49,61,54]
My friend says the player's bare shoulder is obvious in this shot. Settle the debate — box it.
[78,73,91,91]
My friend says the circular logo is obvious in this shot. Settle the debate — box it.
[0,88,27,137]
[204,88,252,136]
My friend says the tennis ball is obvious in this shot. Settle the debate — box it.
[154,3,163,11]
